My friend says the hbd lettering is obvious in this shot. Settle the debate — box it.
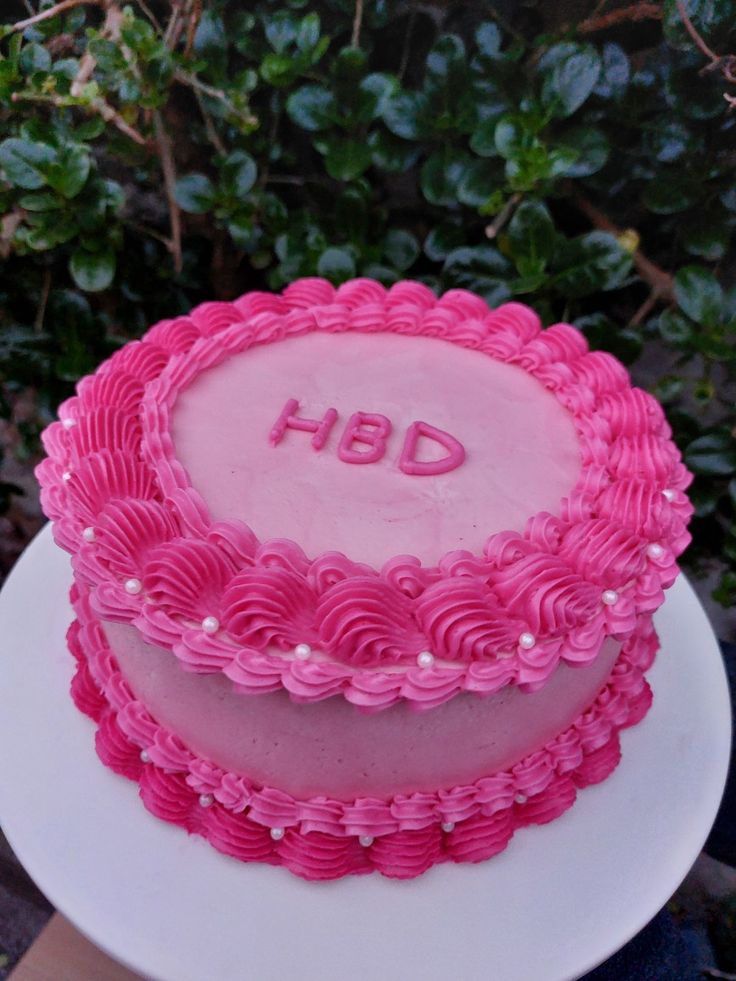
[269,399,465,476]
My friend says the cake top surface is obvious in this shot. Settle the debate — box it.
[37,277,692,709]
[171,328,580,568]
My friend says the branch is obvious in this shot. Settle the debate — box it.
[184,0,202,59]
[10,0,96,33]
[484,193,522,239]
[578,3,662,34]
[153,110,182,274]
[676,0,719,63]
[572,193,675,303]
[10,90,147,144]
[173,69,257,127]
[351,0,364,48]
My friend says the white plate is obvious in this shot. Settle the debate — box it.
[0,526,731,981]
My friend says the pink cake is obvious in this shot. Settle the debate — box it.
[36,278,692,880]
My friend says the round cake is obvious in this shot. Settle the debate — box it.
[36,277,693,880]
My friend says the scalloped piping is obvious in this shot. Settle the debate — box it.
[70,582,657,880]
[36,278,693,708]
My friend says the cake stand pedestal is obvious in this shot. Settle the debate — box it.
[0,526,731,981]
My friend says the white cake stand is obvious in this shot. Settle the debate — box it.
[0,526,731,981]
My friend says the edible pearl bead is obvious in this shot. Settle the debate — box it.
[519,632,535,650]
[602,589,619,606]
[140,750,150,763]
[441,821,455,833]
[647,543,664,559]
[125,577,142,595]
[294,643,312,660]
[62,471,72,482]
[515,793,528,804]
[201,616,219,635]
[417,650,435,668]
[82,526,96,543]
[198,793,214,808]
[662,488,675,502]
[359,835,374,847]
[61,417,76,429]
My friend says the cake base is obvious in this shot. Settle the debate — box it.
[0,527,730,981]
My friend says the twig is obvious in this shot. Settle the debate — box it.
[153,109,182,274]
[192,87,226,155]
[71,1,123,96]
[184,0,202,58]
[0,208,25,260]
[578,2,662,33]
[676,0,719,63]
[573,193,674,303]
[630,289,659,326]
[34,268,52,333]
[485,193,522,239]
[134,0,163,32]
[123,219,172,246]
[174,69,257,126]
[10,0,96,33]
[10,90,147,144]
[398,8,416,82]
[351,0,364,48]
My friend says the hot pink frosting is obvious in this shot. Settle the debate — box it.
[70,581,657,880]
[36,279,692,708]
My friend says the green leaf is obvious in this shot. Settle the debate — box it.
[593,43,629,100]
[317,246,356,283]
[322,139,371,181]
[575,313,642,364]
[383,229,419,271]
[553,231,632,298]
[382,91,429,140]
[221,151,258,198]
[658,309,693,344]
[19,42,51,76]
[265,11,298,53]
[69,247,116,292]
[259,53,295,87]
[674,265,724,326]
[424,224,465,262]
[647,120,693,163]
[470,117,501,157]
[557,126,609,177]
[286,85,336,131]
[685,431,736,476]
[175,173,215,213]
[456,159,502,207]
[296,12,321,52]
[508,200,555,267]
[539,43,601,117]
[642,174,700,214]
[475,23,502,59]
[358,73,399,121]
[367,129,420,172]
[682,215,731,261]
[442,245,512,304]
[0,138,55,190]
[45,144,90,198]
[420,149,470,206]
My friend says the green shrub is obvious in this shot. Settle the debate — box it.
[1,1,735,608]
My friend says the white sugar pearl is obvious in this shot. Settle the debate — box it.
[662,488,675,502]
[602,589,619,606]
[62,471,72,482]
[61,417,76,429]
[359,835,374,847]
[417,650,435,668]
[519,632,535,650]
[514,793,528,804]
[441,821,455,833]
[140,749,150,763]
[82,526,96,543]
[125,577,142,595]
[198,793,214,808]
[270,827,285,841]
[647,543,664,559]
[201,616,219,635]
[294,643,312,660]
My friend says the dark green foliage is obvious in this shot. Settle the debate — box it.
[1,1,735,608]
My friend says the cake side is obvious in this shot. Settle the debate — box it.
[70,582,657,881]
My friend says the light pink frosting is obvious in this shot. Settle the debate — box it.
[69,581,657,880]
[36,278,693,708]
